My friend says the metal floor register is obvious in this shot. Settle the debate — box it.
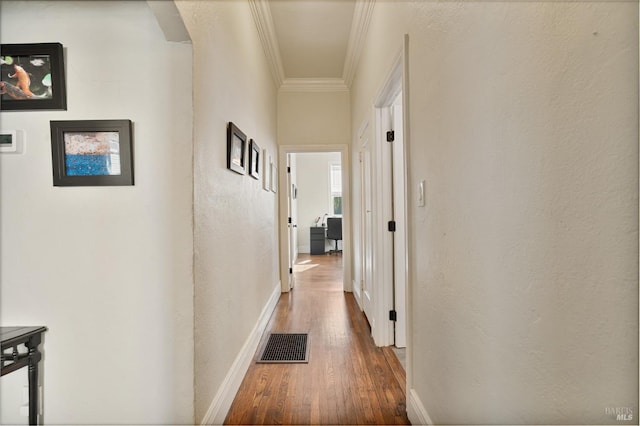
[258,333,309,363]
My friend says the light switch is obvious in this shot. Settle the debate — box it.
[417,180,425,207]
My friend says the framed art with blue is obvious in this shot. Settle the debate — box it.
[50,119,134,186]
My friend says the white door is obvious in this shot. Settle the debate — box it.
[391,92,407,348]
[361,147,375,327]
[287,154,296,290]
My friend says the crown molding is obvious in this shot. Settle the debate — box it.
[248,0,285,88]
[342,0,375,88]
[279,78,349,93]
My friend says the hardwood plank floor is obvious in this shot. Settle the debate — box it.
[225,254,410,425]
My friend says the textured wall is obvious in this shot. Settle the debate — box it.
[175,1,280,422]
[0,1,194,423]
[351,1,638,424]
[277,91,351,146]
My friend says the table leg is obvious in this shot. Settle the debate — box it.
[26,335,42,426]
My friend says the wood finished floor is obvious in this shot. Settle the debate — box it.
[225,254,410,425]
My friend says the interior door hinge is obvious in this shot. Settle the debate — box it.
[386,130,395,142]
[287,166,291,173]
[289,267,293,274]
[288,217,292,224]
[389,310,397,321]
[388,221,396,232]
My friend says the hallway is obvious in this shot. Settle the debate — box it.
[225,254,410,425]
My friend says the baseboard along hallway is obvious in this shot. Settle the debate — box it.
[224,254,410,425]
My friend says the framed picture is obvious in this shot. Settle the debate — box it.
[248,139,260,180]
[1,43,67,111]
[50,120,134,186]
[227,122,246,175]
[0,130,17,153]
[263,150,271,191]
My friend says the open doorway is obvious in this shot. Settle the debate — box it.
[278,145,351,293]
[290,152,343,256]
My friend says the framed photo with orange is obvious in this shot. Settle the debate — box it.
[1,43,67,111]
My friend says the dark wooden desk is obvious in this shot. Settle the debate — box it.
[1,326,47,425]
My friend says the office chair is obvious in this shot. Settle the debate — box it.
[326,217,342,255]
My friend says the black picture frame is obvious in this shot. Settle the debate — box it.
[1,43,67,111]
[227,122,246,175]
[50,120,134,186]
[249,139,261,180]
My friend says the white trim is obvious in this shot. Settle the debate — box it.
[368,46,406,347]
[342,0,375,87]
[280,78,349,92]
[407,388,433,426]
[401,33,413,391]
[359,34,411,350]
[249,0,375,91]
[248,0,285,87]
[371,105,394,347]
[374,48,403,108]
[200,283,281,425]
[352,279,364,310]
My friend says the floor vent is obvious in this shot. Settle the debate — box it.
[258,333,309,363]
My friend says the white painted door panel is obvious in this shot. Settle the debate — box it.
[392,94,407,348]
[361,148,375,328]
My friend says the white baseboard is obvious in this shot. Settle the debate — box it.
[352,280,363,310]
[407,388,433,426]
[200,282,281,425]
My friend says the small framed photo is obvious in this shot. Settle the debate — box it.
[50,120,134,186]
[263,150,271,191]
[227,122,246,175]
[248,139,260,180]
[0,130,17,153]
[1,43,67,111]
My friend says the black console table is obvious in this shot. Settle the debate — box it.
[1,326,47,425]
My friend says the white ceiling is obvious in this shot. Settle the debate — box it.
[249,0,374,90]
[269,0,356,79]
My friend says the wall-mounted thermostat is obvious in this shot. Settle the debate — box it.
[0,129,25,154]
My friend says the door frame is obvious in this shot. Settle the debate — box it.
[367,36,411,354]
[286,153,298,288]
[277,144,352,293]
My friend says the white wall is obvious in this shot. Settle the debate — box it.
[278,90,351,146]
[295,152,341,253]
[351,2,638,424]
[175,1,280,422]
[0,1,194,424]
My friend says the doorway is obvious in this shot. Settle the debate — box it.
[278,145,352,293]
[356,40,409,350]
